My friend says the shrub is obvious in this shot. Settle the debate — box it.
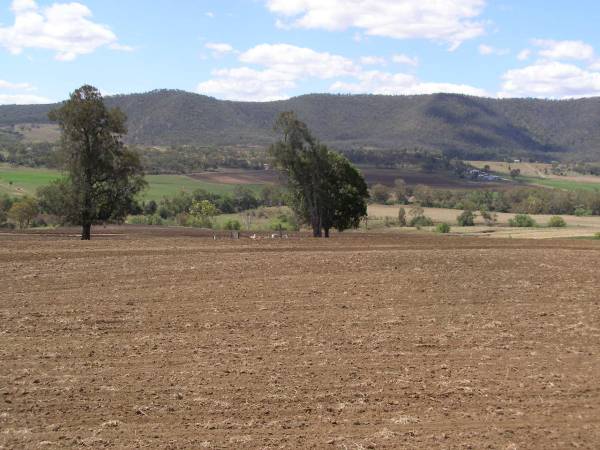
[509,214,536,227]
[410,215,433,227]
[574,207,592,217]
[548,216,567,228]
[480,210,498,226]
[223,219,241,230]
[436,223,451,233]
[594,232,600,240]
[8,197,39,229]
[457,210,476,226]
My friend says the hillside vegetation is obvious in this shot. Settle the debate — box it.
[2,91,600,162]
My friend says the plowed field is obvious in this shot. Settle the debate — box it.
[1,228,599,449]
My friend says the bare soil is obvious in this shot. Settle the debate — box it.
[189,167,508,190]
[1,227,600,449]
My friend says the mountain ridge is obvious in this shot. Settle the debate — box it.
[1,90,600,161]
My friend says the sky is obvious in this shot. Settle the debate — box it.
[1,0,600,104]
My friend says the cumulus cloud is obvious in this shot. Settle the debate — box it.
[330,70,488,97]
[0,0,129,60]
[197,44,359,101]
[264,0,487,50]
[205,42,236,58]
[0,94,52,105]
[0,78,49,104]
[532,39,595,61]
[478,44,509,56]
[499,61,600,98]
[239,44,359,78]
[0,79,34,90]
[360,56,387,66]
[517,49,531,61]
[197,67,295,102]
[198,42,487,101]
[392,54,419,67]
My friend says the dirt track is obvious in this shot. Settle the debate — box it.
[1,228,600,449]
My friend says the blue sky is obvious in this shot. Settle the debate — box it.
[1,0,600,104]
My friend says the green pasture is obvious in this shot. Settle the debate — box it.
[0,165,265,200]
[521,176,600,192]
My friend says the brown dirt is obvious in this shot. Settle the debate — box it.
[2,227,600,449]
[189,167,509,190]
[358,167,510,189]
[189,170,280,185]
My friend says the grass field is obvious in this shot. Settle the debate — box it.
[369,204,600,239]
[144,174,263,199]
[0,165,263,200]
[469,160,600,191]
[0,165,63,197]
[520,176,600,192]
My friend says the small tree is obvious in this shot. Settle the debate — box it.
[394,178,408,204]
[457,210,476,226]
[510,168,521,179]
[190,200,219,228]
[8,197,38,229]
[0,194,15,227]
[398,207,407,227]
[370,183,390,204]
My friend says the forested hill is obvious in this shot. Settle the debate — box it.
[2,90,600,161]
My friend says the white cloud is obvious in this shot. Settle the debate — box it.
[392,53,419,67]
[205,11,215,19]
[197,44,359,101]
[532,39,595,61]
[109,43,134,52]
[197,67,295,102]
[330,70,488,96]
[0,78,50,104]
[198,42,488,101]
[205,42,235,57]
[0,79,34,90]
[0,0,129,60]
[0,94,51,105]
[478,44,509,56]
[360,56,387,66]
[265,0,487,50]
[239,43,359,78]
[499,61,600,98]
[517,49,531,61]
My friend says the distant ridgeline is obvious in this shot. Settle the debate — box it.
[2,90,600,162]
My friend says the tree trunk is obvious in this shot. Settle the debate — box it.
[312,223,322,237]
[324,228,330,238]
[81,222,92,240]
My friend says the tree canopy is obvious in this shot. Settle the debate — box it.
[48,85,146,239]
[270,112,368,237]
